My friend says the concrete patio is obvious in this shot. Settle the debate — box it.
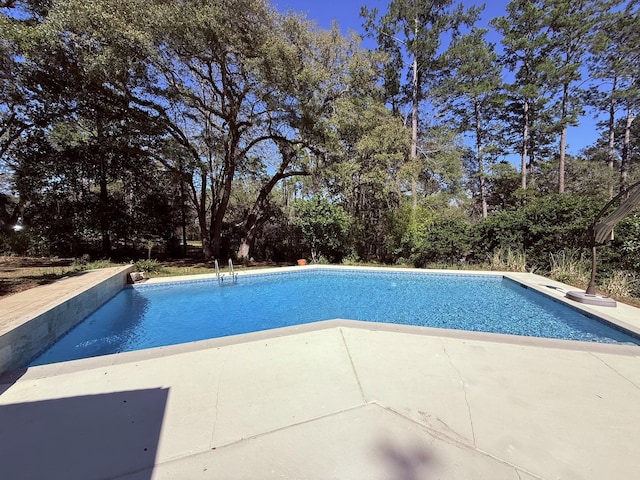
[1,268,639,479]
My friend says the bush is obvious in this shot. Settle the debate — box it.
[412,215,472,267]
[489,247,528,272]
[549,250,589,286]
[602,271,639,298]
[134,259,160,273]
[472,193,601,270]
[291,197,350,263]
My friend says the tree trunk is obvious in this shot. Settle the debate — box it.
[521,98,529,190]
[99,163,111,255]
[180,171,187,257]
[97,113,111,256]
[211,143,238,259]
[236,144,307,260]
[558,82,569,194]
[607,75,617,198]
[190,170,214,260]
[620,102,635,191]
[475,100,487,218]
[410,17,419,210]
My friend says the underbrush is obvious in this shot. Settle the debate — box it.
[548,250,590,286]
[488,247,529,272]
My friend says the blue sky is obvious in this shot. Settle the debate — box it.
[273,0,601,157]
[274,0,510,33]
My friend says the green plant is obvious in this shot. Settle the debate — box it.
[549,250,589,286]
[291,197,350,263]
[71,254,92,270]
[134,259,159,273]
[84,259,115,270]
[489,247,528,272]
[341,252,361,265]
[602,270,638,298]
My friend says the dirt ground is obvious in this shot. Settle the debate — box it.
[0,256,79,298]
[0,256,291,298]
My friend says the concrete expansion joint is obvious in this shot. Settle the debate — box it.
[209,347,232,449]
[339,328,367,404]
[207,403,372,452]
[441,343,476,446]
[590,352,640,391]
[473,446,545,480]
[383,404,473,448]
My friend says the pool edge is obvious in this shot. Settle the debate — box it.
[3,265,639,381]
[0,265,134,376]
[7,318,640,383]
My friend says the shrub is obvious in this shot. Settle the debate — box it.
[489,247,528,272]
[291,197,350,263]
[134,259,160,273]
[412,215,472,267]
[472,193,601,269]
[602,270,639,298]
[549,250,589,286]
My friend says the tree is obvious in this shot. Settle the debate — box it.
[492,0,552,190]
[361,0,479,209]
[78,1,361,261]
[436,28,504,218]
[233,22,372,260]
[291,197,350,263]
[3,0,182,256]
[543,0,611,193]
[322,94,409,261]
[587,1,640,192]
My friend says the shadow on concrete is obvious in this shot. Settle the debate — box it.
[0,367,27,396]
[378,438,434,480]
[0,387,168,480]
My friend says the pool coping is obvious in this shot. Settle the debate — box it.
[10,315,640,383]
[5,265,639,382]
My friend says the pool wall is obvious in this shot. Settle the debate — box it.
[0,265,133,375]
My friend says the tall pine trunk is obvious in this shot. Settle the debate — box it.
[521,98,530,190]
[607,75,617,198]
[475,100,487,218]
[410,42,419,210]
[620,102,635,191]
[558,82,569,194]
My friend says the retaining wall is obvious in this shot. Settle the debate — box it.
[0,265,133,375]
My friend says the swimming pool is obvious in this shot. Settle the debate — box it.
[30,269,639,365]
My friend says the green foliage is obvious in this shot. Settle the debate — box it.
[134,259,159,273]
[548,249,590,286]
[412,214,473,267]
[473,193,600,269]
[617,213,640,270]
[0,230,32,255]
[489,247,528,272]
[291,197,350,263]
[385,203,435,261]
[602,270,639,299]
[385,203,473,267]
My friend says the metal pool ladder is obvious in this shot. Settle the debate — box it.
[228,258,238,284]
[214,259,238,285]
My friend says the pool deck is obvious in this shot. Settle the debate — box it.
[1,267,640,479]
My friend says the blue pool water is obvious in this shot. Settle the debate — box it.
[30,270,639,365]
